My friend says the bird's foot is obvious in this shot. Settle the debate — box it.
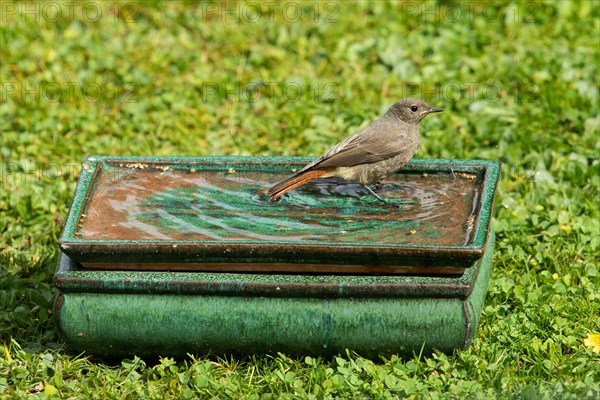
[361,184,401,208]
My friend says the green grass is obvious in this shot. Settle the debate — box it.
[1,0,599,398]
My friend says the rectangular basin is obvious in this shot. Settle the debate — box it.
[59,156,500,275]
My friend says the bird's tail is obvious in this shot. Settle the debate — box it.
[268,169,331,201]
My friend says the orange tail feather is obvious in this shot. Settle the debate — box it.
[268,169,332,201]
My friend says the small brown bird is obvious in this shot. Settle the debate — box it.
[268,98,443,202]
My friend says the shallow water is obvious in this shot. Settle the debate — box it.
[78,165,482,246]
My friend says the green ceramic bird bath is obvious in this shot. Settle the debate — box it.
[55,156,500,357]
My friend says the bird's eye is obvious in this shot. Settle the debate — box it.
[410,105,418,112]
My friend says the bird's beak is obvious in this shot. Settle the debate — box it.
[429,108,444,113]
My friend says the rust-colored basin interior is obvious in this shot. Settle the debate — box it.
[59,157,499,275]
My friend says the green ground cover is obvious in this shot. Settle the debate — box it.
[1,1,598,398]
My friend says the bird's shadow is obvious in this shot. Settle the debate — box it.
[289,178,417,208]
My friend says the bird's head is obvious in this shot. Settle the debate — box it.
[388,98,443,125]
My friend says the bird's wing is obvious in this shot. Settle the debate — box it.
[301,119,414,170]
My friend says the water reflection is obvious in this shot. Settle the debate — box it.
[79,167,481,246]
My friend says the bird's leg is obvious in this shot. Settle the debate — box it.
[362,184,396,206]
[449,160,457,180]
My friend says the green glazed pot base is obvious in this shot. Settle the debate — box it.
[54,227,495,358]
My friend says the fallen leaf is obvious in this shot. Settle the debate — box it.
[3,346,11,363]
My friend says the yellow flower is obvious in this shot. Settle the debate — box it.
[583,333,600,353]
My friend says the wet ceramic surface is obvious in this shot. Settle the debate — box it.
[59,156,500,269]
[79,164,480,247]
